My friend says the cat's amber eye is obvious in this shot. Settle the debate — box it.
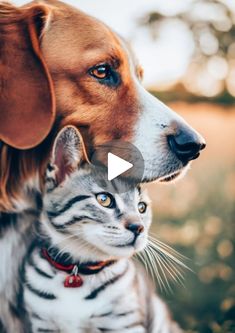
[96,193,114,208]
[138,202,147,214]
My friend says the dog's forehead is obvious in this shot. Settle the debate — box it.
[39,0,138,72]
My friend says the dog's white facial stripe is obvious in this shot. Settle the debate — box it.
[117,38,204,181]
[133,82,183,178]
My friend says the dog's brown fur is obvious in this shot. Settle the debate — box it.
[0,0,144,211]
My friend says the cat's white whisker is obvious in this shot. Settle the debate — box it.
[159,255,186,286]
[152,248,185,289]
[135,234,191,293]
[147,245,173,293]
[148,239,191,272]
[149,234,188,260]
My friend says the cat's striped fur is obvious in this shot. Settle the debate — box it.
[0,192,42,333]
[20,126,182,333]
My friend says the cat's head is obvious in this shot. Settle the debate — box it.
[42,126,152,262]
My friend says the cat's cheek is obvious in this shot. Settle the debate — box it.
[135,235,148,252]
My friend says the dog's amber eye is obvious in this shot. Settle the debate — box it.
[138,202,147,214]
[96,192,115,208]
[90,64,110,80]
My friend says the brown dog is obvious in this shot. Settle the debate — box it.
[0,1,205,331]
[0,0,205,211]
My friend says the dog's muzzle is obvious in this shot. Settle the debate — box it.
[167,124,206,164]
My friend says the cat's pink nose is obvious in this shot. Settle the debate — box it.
[126,223,144,236]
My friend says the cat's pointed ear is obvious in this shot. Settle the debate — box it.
[50,126,89,185]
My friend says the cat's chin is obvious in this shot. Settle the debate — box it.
[89,237,148,260]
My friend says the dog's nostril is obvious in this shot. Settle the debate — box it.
[201,142,206,150]
[167,129,206,163]
[126,223,144,236]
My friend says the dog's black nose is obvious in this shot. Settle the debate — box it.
[126,223,144,236]
[168,127,206,163]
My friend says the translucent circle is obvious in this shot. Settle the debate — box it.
[90,140,145,194]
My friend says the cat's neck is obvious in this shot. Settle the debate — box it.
[30,239,130,288]
[36,215,132,273]
[32,236,125,276]
[37,214,125,264]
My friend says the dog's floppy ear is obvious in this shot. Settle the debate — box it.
[0,2,55,149]
[50,126,90,185]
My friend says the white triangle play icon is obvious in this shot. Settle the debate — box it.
[108,153,133,181]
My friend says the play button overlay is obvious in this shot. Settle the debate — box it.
[108,153,133,181]
[90,140,145,193]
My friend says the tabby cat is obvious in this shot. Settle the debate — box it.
[21,126,182,333]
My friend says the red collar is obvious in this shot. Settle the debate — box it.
[41,248,116,288]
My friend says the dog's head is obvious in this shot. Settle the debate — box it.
[39,0,205,183]
[0,0,205,209]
